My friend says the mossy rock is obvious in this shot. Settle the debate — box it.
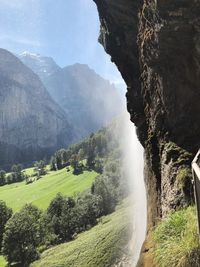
[164,141,192,165]
[176,167,192,189]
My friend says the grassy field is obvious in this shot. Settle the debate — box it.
[0,168,98,211]
[0,256,6,267]
[32,199,133,267]
[6,166,36,178]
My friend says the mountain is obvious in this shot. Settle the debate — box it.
[20,53,124,138]
[0,49,75,169]
[44,64,123,137]
[19,51,60,82]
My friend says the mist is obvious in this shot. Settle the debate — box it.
[117,112,147,266]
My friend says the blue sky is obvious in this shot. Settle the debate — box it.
[0,0,125,89]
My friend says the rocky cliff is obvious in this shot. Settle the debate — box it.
[20,52,123,138]
[43,63,123,137]
[93,1,200,266]
[19,51,60,83]
[0,49,74,169]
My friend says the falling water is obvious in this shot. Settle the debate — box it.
[121,112,147,266]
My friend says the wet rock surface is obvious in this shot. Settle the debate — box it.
[94,0,200,266]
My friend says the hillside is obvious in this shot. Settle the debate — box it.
[31,199,133,267]
[20,52,123,138]
[0,49,75,169]
[0,167,98,211]
[0,200,133,267]
[0,112,136,267]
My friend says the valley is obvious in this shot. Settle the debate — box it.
[0,116,136,267]
[0,167,98,212]
[0,2,141,267]
[0,0,199,266]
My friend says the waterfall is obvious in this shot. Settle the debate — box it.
[122,112,147,266]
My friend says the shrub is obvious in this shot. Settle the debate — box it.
[176,167,192,188]
[153,206,200,267]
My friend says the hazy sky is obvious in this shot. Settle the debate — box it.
[0,0,125,89]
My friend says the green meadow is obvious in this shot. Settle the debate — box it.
[0,200,133,267]
[0,256,6,267]
[32,199,133,267]
[0,167,98,212]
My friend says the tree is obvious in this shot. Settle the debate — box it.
[2,204,44,266]
[94,158,103,174]
[55,151,63,170]
[92,176,117,215]
[76,194,103,229]
[86,136,95,169]
[11,164,24,182]
[59,149,71,165]
[6,174,13,185]
[47,194,77,242]
[70,154,79,174]
[78,148,84,161]
[0,170,6,186]
[34,160,46,177]
[47,193,67,218]
[12,164,23,175]
[58,201,77,241]
[50,156,56,171]
[0,201,12,250]
[104,160,121,187]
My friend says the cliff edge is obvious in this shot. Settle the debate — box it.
[93,1,200,266]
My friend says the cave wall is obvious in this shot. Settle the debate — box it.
[93,0,200,266]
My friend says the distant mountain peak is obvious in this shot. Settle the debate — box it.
[19,51,60,81]
[20,51,124,138]
[20,51,41,58]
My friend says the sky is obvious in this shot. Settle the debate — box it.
[0,0,125,90]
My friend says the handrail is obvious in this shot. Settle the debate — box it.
[192,149,200,235]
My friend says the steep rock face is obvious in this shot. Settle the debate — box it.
[94,0,144,128]
[94,1,200,266]
[0,49,74,169]
[44,64,123,137]
[19,52,60,82]
[22,56,123,138]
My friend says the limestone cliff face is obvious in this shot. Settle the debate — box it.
[20,53,123,139]
[94,1,200,266]
[0,49,74,169]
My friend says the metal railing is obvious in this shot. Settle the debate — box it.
[192,150,200,234]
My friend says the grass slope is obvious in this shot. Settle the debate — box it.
[154,206,200,267]
[31,199,133,267]
[0,168,98,211]
[0,256,6,267]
